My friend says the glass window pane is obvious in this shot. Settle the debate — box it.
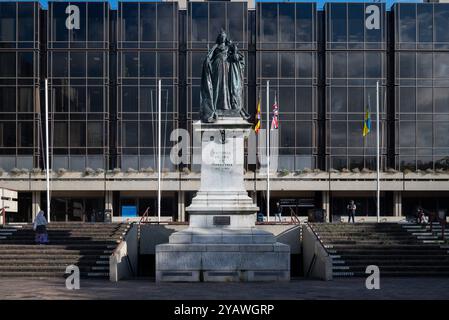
[330,87,346,113]
[435,4,449,43]
[434,88,449,113]
[122,3,138,42]
[435,122,449,148]
[261,52,277,77]
[417,122,432,148]
[18,122,32,147]
[348,52,363,78]
[88,3,104,42]
[123,121,138,147]
[331,121,347,148]
[0,87,16,112]
[279,4,295,43]
[87,52,103,77]
[280,53,294,78]
[123,52,138,77]
[348,4,364,43]
[18,3,34,42]
[228,2,244,43]
[70,53,86,78]
[70,122,86,147]
[18,87,33,112]
[87,87,103,113]
[417,87,432,113]
[157,4,174,43]
[0,52,16,77]
[348,121,363,147]
[280,121,295,147]
[140,87,156,112]
[330,4,347,43]
[399,4,416,43]
[209,3,226,43]
[123,87,138,112]
[0,3,16,42]
[399,53,416,78]
[296,4,313,44]
[261,3,278,43]
[297,52,312,78]
[348,87,363,113]
[140,52,156,77]
[140,121,155,148]
[279,87,295,113]
[296,87,312,113]
[52,52,68,77]
[297,122,312,148]
[53,3,68,42]
[70,87,86,112]
[18,52,33,78]
[54,122,68,147]
[400,122,415,148]
[434,53,449,78]
[417,53,432,78]
[190,2,208,43]
[54,87,68,112]
[331,52,346,78]
[158,52,173,77]
[87,122,103,147]
[365,52,381,78]
[417,5,433,43]
[0,122,16,147]
[141,4,156,42]
[399,87,416,113]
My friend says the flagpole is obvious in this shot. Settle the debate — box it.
[45,79,51,223]
[158,79,161,223]
[266,80,270,222]
[376,81,380,223]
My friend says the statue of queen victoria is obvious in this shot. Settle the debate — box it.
[200,30,251,123]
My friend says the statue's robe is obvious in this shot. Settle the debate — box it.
[200,42,249,122]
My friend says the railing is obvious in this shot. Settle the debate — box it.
[288,207,301,224]
[139,207,152,224]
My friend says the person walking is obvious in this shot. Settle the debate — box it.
[347,200,356,223]
[275,202,282,222]
[33,210,49,244]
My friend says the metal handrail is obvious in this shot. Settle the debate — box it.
[139,207,151,224]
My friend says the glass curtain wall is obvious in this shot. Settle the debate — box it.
[0,2,39,170]
[117,1,177,170]
[257,2,318,172]
[326,3,387,170]
[47,1,109,171]
[394,3,449,170]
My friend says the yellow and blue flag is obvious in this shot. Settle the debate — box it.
[363,106,371,137]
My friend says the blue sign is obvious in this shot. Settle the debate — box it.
[121,205,137,218]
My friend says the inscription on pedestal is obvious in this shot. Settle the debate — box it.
[213,216,231,226]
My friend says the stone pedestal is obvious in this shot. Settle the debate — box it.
[156,118,290,282]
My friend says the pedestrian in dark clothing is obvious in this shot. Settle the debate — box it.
[347,200,356,223]
[33,210,49,244]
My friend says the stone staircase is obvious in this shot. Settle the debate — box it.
[0,223,130,278]
[309,223,449,277]
[401,223,448,244]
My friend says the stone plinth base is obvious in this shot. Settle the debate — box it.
[155,243,290,282]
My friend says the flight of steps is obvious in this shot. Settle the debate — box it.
[309,223,449,277]
[0,223,131,279]
[401,223,449,244]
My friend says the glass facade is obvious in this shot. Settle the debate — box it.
[258,2,318,171]
[117,2,178,170]
[326,3,387,170]
[394,3,449,170]
[47,1,109,170]
[1,1,449,174]
[0,2,39,170]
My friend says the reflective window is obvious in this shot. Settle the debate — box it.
[0,3,16,42]
[18,3,34,42]
[18,52,33,78]
[87,87,103,113]
[88,3,104,42]
[87,122,103,147]
[70,87,86,113]
[70,122,86,148]
[70,52,86,78]
[18,87,33,112]
[417,5,433,43]
[0,87,16,112]
[0,52,16,77]
[0,122,16,147]
[141,4,156,42]
[54,122,68,147]
[87,52,103,77]
[435,4,449,43]
[399,4,416,43]
[122,87,138,112]
[140,52,156,78]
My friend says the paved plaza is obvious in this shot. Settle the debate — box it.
[0,277,448,300]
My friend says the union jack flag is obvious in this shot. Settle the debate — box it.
[271,92,279,130]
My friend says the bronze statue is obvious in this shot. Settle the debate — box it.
[200,30,251,123]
